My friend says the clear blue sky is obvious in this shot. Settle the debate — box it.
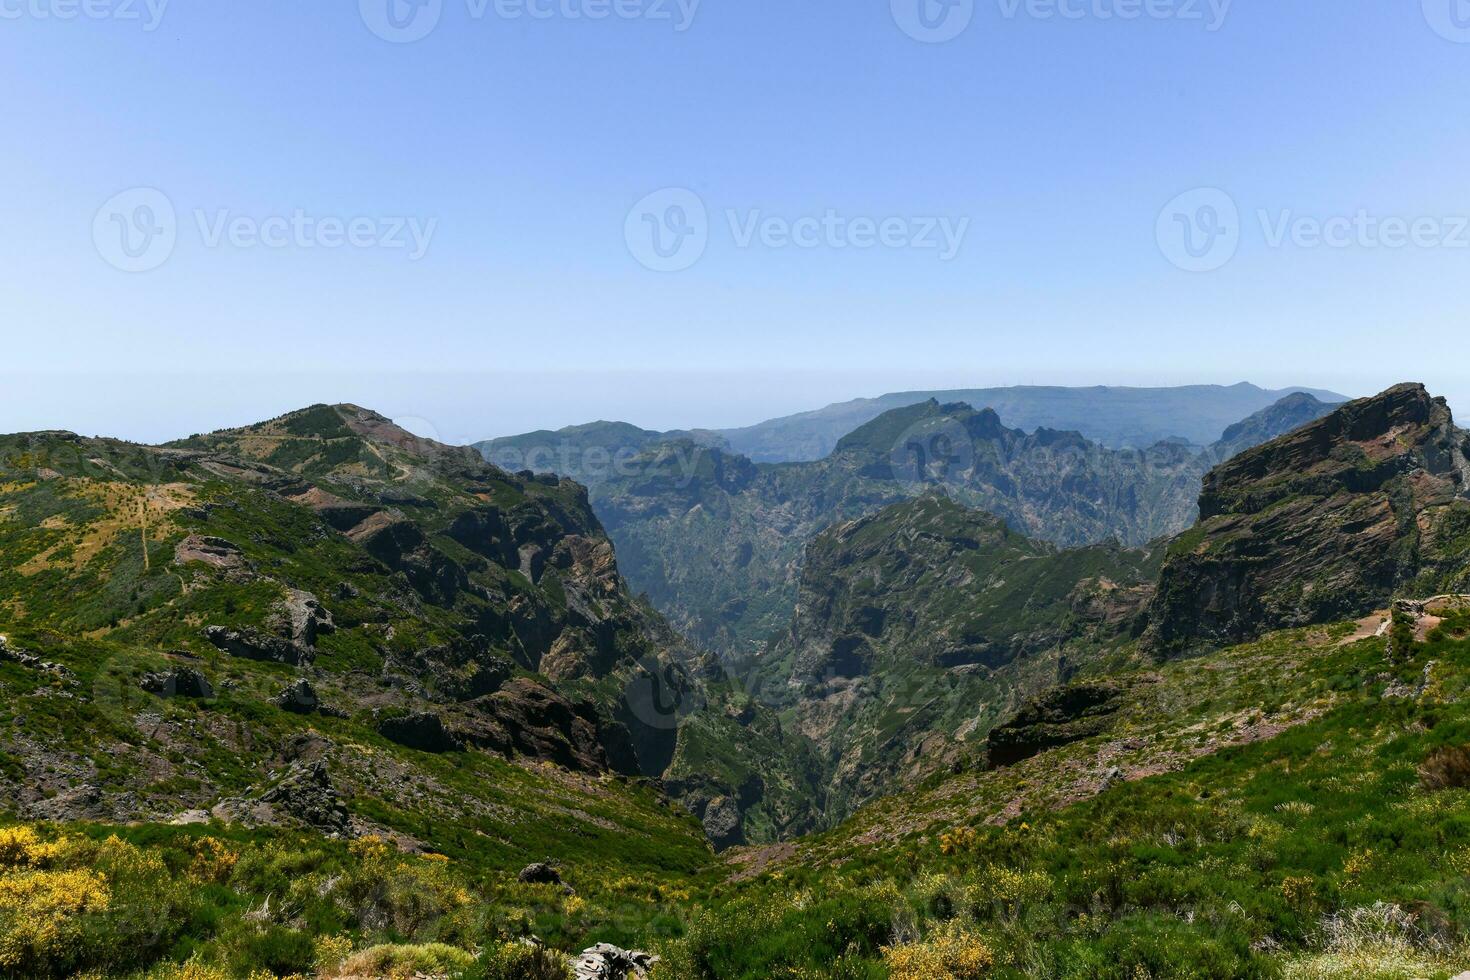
[2,0,1468,442]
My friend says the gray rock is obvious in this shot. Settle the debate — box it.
[140,667,214,699]
[257,760,351,838]
[203,625,311,666]
[701,795,744,850]
[572,943,660,980]
[517,862,562,885]
[272,678,321,714]
[376,711,462,753]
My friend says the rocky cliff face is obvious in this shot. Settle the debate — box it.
[1145,384,1470,654]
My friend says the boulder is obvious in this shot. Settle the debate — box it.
[140,667,214,699]
[572,944,660,980]
[376,711,462,753]
[257,760,351,838]
[701,795,744,850]
[203,625,311,666]
[273,678,320,713]
[517,862,562,885]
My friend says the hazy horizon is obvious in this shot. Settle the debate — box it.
[1,369,1456,448]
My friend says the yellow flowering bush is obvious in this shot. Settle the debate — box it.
[883,920,995,979]
[940,826,978,856]
[187,837,239,884]
[0,825,64,867]
[0,867,112,972]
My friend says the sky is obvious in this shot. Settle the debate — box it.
[2,0,1468,443]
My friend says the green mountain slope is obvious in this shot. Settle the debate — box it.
[751,495,1160,826]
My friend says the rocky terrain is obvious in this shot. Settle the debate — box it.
[1146,383,1470,654]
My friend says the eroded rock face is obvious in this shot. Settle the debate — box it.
[173,534,253,577]
[1146,384,1470,655]
[375,712,462,753]
[459,679,610,774]
[985,682,1123,768]
[202,625,310,666]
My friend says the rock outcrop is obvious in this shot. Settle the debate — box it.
[572,944,660,980]
[985,682,1124,768]
[140,667,214,699]
[1146,384,1470,654]
[375,712,462,754]
[253,761,352,838]
[202,625,312,666]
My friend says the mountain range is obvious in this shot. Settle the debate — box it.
[478,382,1349,471]
[583,390,1338,657]
[4,383,1470,979]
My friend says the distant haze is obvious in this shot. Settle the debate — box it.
[0,370,1464,449]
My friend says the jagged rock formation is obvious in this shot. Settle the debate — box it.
[572,943,660,980]
[1146,384,1470,654]
[376,711,462,753]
